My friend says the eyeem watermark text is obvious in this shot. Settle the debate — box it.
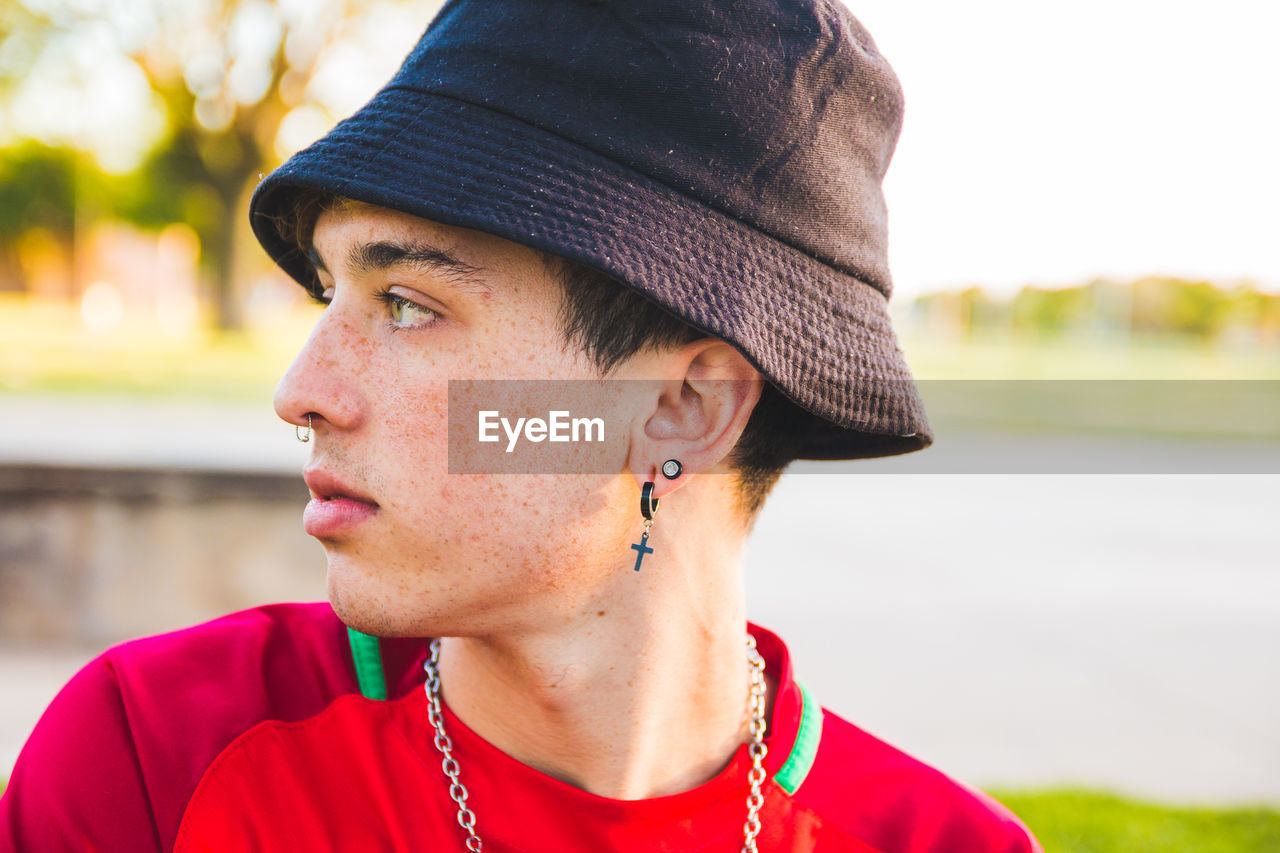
[478,410,605,453]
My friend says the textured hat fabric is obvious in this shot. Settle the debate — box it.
[249,0,932,460]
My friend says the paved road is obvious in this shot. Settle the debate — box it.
[744,473,1280,807]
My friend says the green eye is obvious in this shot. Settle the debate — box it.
[378,290,439,328]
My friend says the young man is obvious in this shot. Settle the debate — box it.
[2,1,1043,850]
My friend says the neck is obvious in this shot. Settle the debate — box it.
[435,488,777,800]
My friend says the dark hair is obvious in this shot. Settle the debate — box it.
[271,191,803,523]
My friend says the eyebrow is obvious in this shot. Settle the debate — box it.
[306,239,491,295]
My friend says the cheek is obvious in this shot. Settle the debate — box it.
[437,476,615,580]
[470,476,616,579]
[377,371,450,455]
[355,370,451,527]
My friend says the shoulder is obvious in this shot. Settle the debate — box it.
[90,601,361,759]
[99,600,354,697]
[0,602,360,853]
[790,705,1043,853]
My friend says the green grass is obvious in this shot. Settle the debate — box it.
[898,328,1280,381]
[901,329,1280,443]
[989,788,1280,853]
[915,377,1280,443]
[0,296,317,402]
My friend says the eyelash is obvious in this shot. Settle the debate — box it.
[374,288,441,331]
[308,288,441,331]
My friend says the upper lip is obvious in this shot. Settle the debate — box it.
[303,468,378,505]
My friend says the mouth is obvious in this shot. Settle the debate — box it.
[302,468,380,538]
[303,468,379,507]
[314,493,377,505]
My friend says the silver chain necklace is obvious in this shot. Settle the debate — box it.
[423,634,770,852]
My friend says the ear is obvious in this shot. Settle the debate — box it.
[625,340,764,498]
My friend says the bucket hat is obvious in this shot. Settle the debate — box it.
[249,0,932,460]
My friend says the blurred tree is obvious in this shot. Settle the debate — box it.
[1129,276,1230,340]
[908,277,1279,345]
[0,142,82,294]
[957,285,1009,336]
[1130,276,1173,336]
[1225,285,1280,342]
[0,0,437,329]
[1166,279,1229,339]
[1011,285,1092,335]
[0,143,78,243]
[1084,278,1131,343]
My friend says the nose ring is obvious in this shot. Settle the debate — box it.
[296,414,313,443]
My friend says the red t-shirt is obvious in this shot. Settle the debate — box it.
[0,603,1042,852]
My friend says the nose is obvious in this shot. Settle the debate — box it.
[273,306,367,435]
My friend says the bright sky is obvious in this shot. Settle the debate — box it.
[844,0,1280,297]
[300,0,1280,297]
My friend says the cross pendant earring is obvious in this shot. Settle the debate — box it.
[631,480,660,572]
[631,518,654,571]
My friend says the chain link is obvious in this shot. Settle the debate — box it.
[424,639,485,852]
[741,634,769,852]
[423,634,769,853]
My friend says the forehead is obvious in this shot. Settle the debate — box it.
[309,201,555,286]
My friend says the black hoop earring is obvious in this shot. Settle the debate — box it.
[661,459,682,480]
[640,481,660,519]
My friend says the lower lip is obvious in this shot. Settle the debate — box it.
[304,497,379,538]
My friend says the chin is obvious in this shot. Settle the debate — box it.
[323,547,515,639]
[325,557,407,636]
[325,556,452,639]
[328,583,424,638]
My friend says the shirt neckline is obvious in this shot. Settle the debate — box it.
[385,621,810,852]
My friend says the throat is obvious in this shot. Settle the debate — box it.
[433,631,775,801]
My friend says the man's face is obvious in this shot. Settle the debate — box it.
[273,202,641,637]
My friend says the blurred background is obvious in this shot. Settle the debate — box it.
[1,0,1277,849]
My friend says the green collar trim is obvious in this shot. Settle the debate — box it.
[347,627,388,700]
[345,627,825,792]
[774,680,823,795]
